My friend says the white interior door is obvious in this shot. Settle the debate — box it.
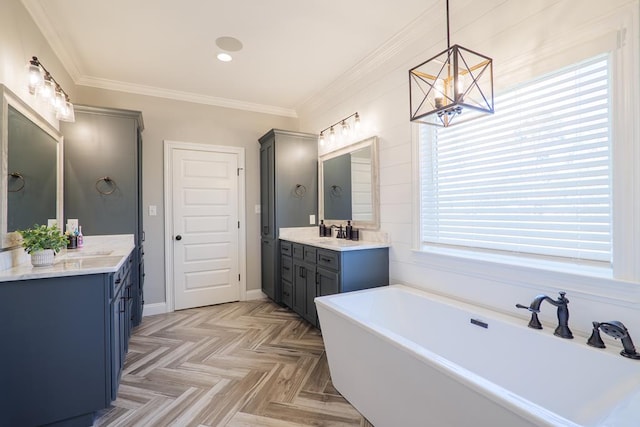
[171,147,240,310]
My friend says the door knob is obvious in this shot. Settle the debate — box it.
[175,235,182,241]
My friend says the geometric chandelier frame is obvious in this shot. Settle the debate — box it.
[409,0,494,127]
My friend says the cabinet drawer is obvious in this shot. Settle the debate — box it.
[280,241,292,256]
[281,255,293,282]
[292,243,304,259]
[303,246,317,262]
[317,249,340,270]
[282,280,293,307]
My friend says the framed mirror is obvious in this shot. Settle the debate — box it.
[319,136,379,230]
[1,85,63,248]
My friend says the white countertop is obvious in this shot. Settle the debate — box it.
[279,227,390,251]
[0,234,135,282]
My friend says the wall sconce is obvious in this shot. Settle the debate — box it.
[409,0,493,127]
[318,112,361,145]
[26,56,75,122]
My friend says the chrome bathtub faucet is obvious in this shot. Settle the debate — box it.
[516,291,573,339]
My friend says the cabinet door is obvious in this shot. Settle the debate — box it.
[260,139,275,239]
[110,290,122,401]
[317,266,340,297]
[261,239,277,300]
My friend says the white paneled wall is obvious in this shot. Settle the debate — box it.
[299,0,640,339]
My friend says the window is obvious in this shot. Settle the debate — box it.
[419,55,611,264]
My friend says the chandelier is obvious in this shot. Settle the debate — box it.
[409,0,493,127]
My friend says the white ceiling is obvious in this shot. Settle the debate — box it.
[22,0,436,117]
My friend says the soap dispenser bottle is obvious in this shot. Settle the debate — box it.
[77,226,84,248]
[319,220,326,237]
[345,220,353,240]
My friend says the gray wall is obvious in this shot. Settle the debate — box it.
[75,86,297,304]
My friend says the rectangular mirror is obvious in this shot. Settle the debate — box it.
[319,136,379,230]
[1,85,63,248]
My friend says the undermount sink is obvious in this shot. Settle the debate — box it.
[65,249,113,258]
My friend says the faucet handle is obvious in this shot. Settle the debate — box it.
[516,303,543,329]
[516,303,538,312]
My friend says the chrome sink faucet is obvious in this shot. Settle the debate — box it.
[516,291,573,339]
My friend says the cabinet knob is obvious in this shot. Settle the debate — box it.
[175,235,182,241]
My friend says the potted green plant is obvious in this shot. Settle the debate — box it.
[17,224,68,267]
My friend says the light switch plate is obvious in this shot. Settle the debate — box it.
[47,219,58,229]
[255,204,261,214]
[149,205,157,216]
[309,214,316,224]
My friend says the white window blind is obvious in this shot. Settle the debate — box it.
[420,55,611,263]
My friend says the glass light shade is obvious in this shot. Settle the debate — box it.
[318,132,325,146]
[54,89,66,112]
[56,100,75,122]
[329,126,336,142]
[341,120,350,136]
[354,113,361,132]
[409,44,494,127]
[27,62,43,95]
[39,77,55,101]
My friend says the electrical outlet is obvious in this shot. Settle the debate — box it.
[149,205,157,216]
[309,214,316,224]
[255,204,261,214]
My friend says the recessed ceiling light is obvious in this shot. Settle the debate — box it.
[217,53,233,62]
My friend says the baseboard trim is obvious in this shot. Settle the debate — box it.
[246,289,268,301]
[143,292,266,316]
[143,302,168,317]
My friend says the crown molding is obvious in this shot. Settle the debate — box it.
[76,76,298,118]
[20,0,82,81]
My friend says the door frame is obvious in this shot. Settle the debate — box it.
[163,140,247,313]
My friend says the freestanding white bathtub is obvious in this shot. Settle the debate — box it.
[315,285,640,427]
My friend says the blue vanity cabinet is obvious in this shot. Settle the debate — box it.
[0,256,134,426]
[280,240,389,327]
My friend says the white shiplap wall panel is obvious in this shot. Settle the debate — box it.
[299,0,640,337]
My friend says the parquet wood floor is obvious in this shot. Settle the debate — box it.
[93,299,374,427]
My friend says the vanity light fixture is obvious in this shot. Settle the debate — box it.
[409,0,493,127]
[318,112,361,145]
[25,56,75,122]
